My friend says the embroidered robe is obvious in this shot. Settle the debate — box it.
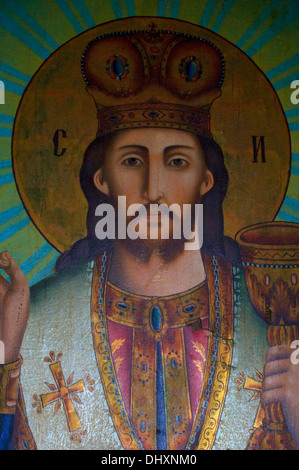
[1,253,271,450]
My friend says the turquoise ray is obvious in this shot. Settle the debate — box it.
[266,52,299,80]
[236,0,285,49]
[210,0,236,32]
[157,0,167,17]
[3,0,59,50]
[0,216,30,244]
[0,61,30,83]
[277,209,299,223]
[292,153,299,162]
[0,7,51,59]
[292,167,299,176]
[283,196,299,214]
[124,0,136,16]
[273,71,299,91]
[29,256,59,286]
[0,205,24,223]
[0,114,14,124]
[169,0,181,18]
[69,0,96,28]
[2,79,25,96]
[20,242,56,276]
[289,122,299,132]
[0,160,11,170]
[199,0,220,27]
[54,0,85,34]
[110,0,124,18]
[0,173,14,184]
[0,128,12,138]
[285,109,299,119]
[245,0,299,57]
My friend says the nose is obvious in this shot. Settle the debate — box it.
[144,160,164,203]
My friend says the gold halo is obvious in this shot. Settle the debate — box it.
[12,17,291,253]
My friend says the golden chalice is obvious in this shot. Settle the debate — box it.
[236,221,299,450]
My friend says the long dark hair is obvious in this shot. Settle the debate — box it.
[55,131,241,271]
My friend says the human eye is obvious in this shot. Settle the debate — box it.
[167,157,189,168]
[121,156,143,167]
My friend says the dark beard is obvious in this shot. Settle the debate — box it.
[113,201,200,262]
[116,236,186,263]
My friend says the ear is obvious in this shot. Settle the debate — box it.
[93,168,110,196]
[199,169,214,196]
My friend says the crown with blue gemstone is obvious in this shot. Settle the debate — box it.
[81,19,225,137]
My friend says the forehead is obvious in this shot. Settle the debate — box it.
[107,128,202,152]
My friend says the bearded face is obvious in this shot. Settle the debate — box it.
[93,128,214,253]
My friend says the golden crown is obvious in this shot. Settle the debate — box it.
[81,21,225,137]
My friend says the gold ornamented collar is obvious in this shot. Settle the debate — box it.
[105,279,209,339]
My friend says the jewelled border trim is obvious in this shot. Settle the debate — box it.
[186,254,234,450]
[243,262,299,269]
[91,252,143,450]
[163,327,193,449]
[130,328,157,448]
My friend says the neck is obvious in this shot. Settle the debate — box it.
[108,239,206,296]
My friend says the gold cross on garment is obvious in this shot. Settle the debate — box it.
[236,369,265,429]
[40,361,85,432]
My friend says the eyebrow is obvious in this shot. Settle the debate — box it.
[164,145,195,152]
[117,145,195,151]
[117,145,148,152]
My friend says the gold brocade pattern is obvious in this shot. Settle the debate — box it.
[130,328,157,448]
[161,327,192,449]
[90,254,141,450]
[90,252,234,450]
[187,254,234,450]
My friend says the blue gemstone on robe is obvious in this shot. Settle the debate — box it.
[183,304,195,313]
[171,357,177,369]
[151,306,162,331]
[117,302,128,309]
[22,441,28,450]
[139,420,146,433]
